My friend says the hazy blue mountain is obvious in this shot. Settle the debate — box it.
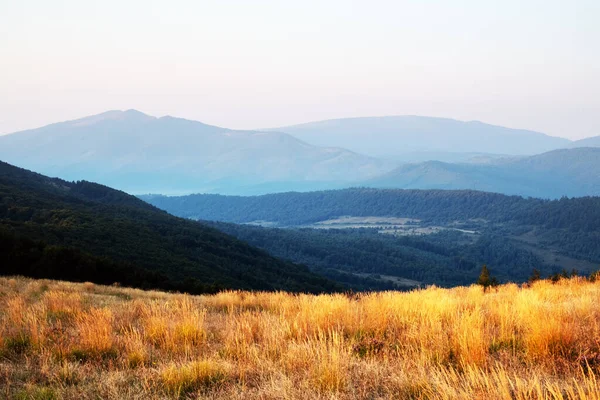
[265,116,571,158]
[366,148,600,198]
[0,110,391,195]
[385,151,511,164]
[569,136,600,148]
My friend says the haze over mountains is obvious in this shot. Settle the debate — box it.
[569,135,600,148]
[0,110,389,195]
[265,116,573,159]
[0,110,598,198]
[367,148,600,198]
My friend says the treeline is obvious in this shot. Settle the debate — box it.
[142,189,542,226]
[523,196,600,232]
[144,188,600,233]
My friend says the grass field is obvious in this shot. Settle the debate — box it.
[1,276,600,399]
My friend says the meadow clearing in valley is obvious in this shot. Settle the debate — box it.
[1,276,600,399]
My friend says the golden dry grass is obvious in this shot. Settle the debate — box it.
[1,277,600,399]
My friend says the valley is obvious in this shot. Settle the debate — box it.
[296,216,479,237]
[6,157,597,294]
[147,189,600,290]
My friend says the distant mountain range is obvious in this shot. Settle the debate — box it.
[569,135,600,148]
[366,148,600,198]
[0,110,389,195]
[265,116,573,158]
[0,110,597,197]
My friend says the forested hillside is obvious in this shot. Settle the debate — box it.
[204,222,547,288]
[0,161,338,293]
[144,188,600,231]
[142,189,542,226]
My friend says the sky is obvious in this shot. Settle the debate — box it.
[0,0,598,140]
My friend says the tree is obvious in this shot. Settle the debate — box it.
[529,268,542,283]
[477,265,490,286]
[477,265,498,291]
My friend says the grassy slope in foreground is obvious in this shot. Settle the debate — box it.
[0,160,337,293]
[2,276,600,399]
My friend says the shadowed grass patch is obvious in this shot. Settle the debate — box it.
[160,360,231,396]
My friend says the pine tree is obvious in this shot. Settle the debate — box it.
[477,265,498,291]
[529,268,542,283]
[477,265,491,287]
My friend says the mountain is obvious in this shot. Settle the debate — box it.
[143,188,600,287]
[0,110,390,195]
[2,111,593,198]
[366,148,600,198]
[0,160,338,293]
[265,116,571,158]
[569,136,600,148]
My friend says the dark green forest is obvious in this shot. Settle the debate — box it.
[0,161,338,293]
[204,222,559,289]
[0,228,218,294]
[143,188,600,230]
[143,189,545,226]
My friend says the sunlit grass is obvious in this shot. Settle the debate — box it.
[1,276,600,398]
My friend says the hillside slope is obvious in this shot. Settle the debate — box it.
[0,161,337,293]
[569,135,600,148]
[141,188,540,226]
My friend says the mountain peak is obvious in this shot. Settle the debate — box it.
[70,109,155,127]
[123,109,153,118]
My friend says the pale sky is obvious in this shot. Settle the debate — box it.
[1,0,598,139]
